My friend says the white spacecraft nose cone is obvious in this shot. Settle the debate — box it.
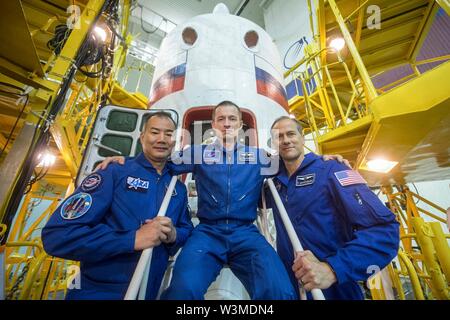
[213,3,230,14]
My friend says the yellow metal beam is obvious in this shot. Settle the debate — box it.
[50,121,81,178]
[47,0,106,83]
[0,1,44,76]
[358,61,450,185]
[408,2,439,62]
[317,114,373,144]
[397,250,425,300]
[0,57,58,91]
[429,222,450,283]
[412,217,449,299]
[327,0,378,102]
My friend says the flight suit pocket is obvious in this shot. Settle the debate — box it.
[349,188,394,226]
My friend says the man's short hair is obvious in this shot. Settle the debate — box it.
[212,100,242,120]
[270,116,303,135]
[142,111,177,132]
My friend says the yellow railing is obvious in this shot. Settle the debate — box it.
[285,43,369,137]
[382,185,450,300]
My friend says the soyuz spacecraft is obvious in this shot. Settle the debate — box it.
[149,3,289,148]
[81,3,289,178]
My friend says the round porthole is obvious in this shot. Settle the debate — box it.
[182,27,198,46]
[244,30,259,49]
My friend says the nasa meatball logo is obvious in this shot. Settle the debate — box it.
[81,173,102,192]
[203,150,220,164]
[60,193,92,220]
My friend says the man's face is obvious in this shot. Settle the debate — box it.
[212,105,243,143]
[271,118,305,161]
[140,116,176,162]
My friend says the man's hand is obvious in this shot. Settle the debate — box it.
[153,216,177,244]
[94,156,126,171]
[292,250,337,291]
[134,219,171,251]
[322,154,351,168]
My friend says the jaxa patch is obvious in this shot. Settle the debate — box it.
[238,151,256,163]
[296,174,315,187]
[127,176,150,192]
[81,173,102,192]
[60,193,92,220]
[165,183,177,197]
[203,149,220,163]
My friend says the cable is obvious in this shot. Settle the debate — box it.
[139,4,164,34]
[411,183,420,204]
[0,89,29,159]
[1,0,120,245]
[47,24,71,55]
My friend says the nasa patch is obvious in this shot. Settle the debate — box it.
[127,176,150,192]
[203,149,220,163]
[60,193,92,220]
[81,173,102,192]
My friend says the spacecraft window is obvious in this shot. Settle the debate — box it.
[182,27,198,46]
[244,30,259,50]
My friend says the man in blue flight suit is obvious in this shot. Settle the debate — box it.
[161,101,296,299]
[41,112,193,300]
[266,116,400,300]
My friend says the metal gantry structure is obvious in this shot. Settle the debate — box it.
[285,0,450,299]
[0,0,148,299]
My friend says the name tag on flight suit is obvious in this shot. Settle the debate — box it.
[238,151,256,162]
[296,173,315,187]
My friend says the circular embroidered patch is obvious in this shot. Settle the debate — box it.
[81,173,102,192]
[60,193,92,220]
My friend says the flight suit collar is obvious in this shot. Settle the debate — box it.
[135,152,170,176]
[277,153,321,186]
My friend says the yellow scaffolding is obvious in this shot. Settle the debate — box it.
[286,0,450,299]
[1,0,148,300]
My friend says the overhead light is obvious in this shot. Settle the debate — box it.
[330,38,345,51]
[365,159,398,173]
[37,152,56,167]
[93,26,107,42]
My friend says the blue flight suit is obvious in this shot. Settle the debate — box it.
[41,153,193,300]
[266,153,399,300]
[161,142,296,300]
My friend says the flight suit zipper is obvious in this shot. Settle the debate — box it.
[226,153,231,219]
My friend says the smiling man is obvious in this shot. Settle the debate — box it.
[42,112,193,299]
[160,101,296,300]
[266,116,400,300]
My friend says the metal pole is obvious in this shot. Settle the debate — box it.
[267,179,326,300]
[125,176,178,300]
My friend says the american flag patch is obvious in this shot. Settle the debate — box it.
[334,170,366,186]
